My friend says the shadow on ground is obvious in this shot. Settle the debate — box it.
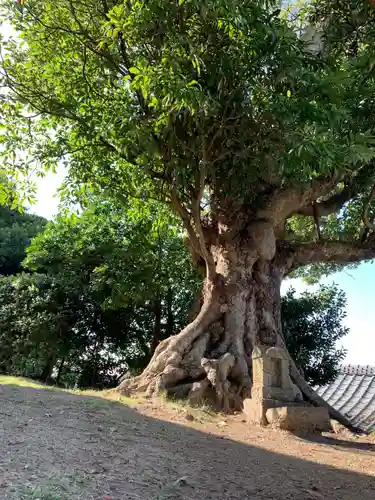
[1,382,374,500]
[297,432,375,452]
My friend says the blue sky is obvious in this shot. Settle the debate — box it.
[33,170,374,367]
[282,265,375,366]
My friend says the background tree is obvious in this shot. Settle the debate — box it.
[0,197,200,386]
[0,271,145,385]
[0,272,80,382]
[0,204,46,276]
[24,198,200,348]
[1,1,374,421]
[282,284,348,387]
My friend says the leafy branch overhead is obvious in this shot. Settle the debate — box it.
[1,1,375,276]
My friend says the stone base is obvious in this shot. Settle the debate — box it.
[243,398,268,425]
[243,398,310,426]
[266,406,332,433]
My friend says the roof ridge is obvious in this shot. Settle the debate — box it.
[340,364,375,376]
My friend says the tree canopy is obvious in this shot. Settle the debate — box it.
[0,0,375,275]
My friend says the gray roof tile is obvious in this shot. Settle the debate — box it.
[316,365,375,432]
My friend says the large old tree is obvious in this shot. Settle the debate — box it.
[1,1,375,417]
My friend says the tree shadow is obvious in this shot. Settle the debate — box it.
[1,382,375,500]
[295,432,375,453]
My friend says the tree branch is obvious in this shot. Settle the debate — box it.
[1,45,138,169]
[296,162,375,219]
[260,175,338,229]
[171,158,215,280]
[191,156,216,279]
[298,185,353,217]
[28,4,125,77]
[313,202,322,240]
[170,188,201,258]
[289,239,375,271]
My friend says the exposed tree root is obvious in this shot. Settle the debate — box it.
[201,353,235,412]
[118,315,251,412]
[119,330,358,433]
[118,332,248,412]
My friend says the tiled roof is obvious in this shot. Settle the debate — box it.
[316,365,375,432]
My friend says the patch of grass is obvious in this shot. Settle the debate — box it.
[0,375,217,422]
[79,388,145,408]
[80,388,141,405]
[157,392,218,422]
[0,375,144,407]
[0,376,70,395]
[0,376,48,389]
[10,480,71,500]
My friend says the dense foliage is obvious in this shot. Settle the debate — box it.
[0,199,200,386]
[0,1,375,255]
[0,205,46,275]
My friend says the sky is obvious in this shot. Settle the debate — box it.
[281,265,375,366]
[32,170,375,367]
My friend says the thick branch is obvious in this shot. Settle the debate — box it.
[298,185,352,217]
[263,163,375,237]
[290,239,375,271]
[259,176,338,229]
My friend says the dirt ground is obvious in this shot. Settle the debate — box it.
[1,381,375,500]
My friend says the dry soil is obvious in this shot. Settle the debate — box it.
[0,381,375,500]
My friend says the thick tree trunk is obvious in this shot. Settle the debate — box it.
[151,295,162,354]
[165,287,174,338]
[118,221,283,411]
[55,357,65,385]
[118,220,358,430]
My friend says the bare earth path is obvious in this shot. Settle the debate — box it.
[1,381,375,500]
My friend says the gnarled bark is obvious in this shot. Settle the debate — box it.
[118,220,282,410]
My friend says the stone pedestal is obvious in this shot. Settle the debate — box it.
[266,406,332,433]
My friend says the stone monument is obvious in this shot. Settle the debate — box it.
[244,345,301,425]
[243,345,331,432]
